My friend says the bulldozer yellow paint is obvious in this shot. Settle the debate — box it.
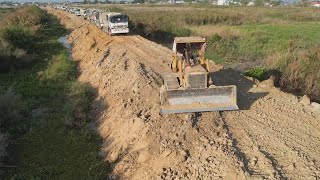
[160,37,239,114]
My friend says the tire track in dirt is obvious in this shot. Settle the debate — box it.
[223,88,320,179]
[113,35,171,74]
[48,8,320,180]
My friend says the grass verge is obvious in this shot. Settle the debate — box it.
[0,7,107,179]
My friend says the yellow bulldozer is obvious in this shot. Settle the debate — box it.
[160,37,239,114]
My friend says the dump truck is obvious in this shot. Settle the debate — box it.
[160,37,239,114]
[96,12,129,35]
[74,8,81,16]
[80,9,87,20]
[87,9,101,24]
[86,9,97,23]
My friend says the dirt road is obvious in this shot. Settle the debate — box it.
[49,9,320,179]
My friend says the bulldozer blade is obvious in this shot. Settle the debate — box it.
[160,85,238,114]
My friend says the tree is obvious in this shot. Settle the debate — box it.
[255,0,265,6]
[132,0,145,3]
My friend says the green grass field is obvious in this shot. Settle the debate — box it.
[0,7,108,179]
[0,8,13,18]
[197,23,320,64]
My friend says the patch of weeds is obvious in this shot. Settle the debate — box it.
[244,67,268,81]
[64,82,95,128]
[38,51,76,82]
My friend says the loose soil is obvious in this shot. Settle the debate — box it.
[48,9,320,180]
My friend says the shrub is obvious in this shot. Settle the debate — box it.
[244,67,268,81]
[275,45,320,101]
[206,33,240,63]
[0,6,46,33]
[0,38,33,73]
[0,6,47,73]
[0,25,35,52]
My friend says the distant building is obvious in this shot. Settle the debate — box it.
[217,0,229,5]
[175,0,186,3]
[247,1,255,6]
[168,0,186,3]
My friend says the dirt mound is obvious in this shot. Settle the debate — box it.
[49,9,320,180]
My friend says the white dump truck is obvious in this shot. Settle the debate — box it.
[90,10,102,24]
[74,8,81,16]
[86,9,96,23]
[97,12,129,35]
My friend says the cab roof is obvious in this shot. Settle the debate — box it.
[174,37,205,44]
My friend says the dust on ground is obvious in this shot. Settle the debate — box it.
[49,9,320,180]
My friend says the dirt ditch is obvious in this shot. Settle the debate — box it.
[49,9,320,180]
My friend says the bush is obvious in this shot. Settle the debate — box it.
[205,30,272,64]
[206,33,239,63]
[0,90,21,131]
[0,26,35,52]
[0,6,47,73]
[244,67,268,81]
[0,38,33,73]
[0,6,47,33]
[275,45,320,101]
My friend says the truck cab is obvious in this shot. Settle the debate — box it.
[80,9,87,19]
[75,8,81,16]
[98,12,129,35]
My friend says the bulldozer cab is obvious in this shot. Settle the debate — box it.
[172,37,206,67]
[173,37,206,53]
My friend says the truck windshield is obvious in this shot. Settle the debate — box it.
[110,15,128,23]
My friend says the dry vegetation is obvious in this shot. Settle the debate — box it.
[0,6,47,72]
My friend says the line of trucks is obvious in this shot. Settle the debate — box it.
[54,6,129,36]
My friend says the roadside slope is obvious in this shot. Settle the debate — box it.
[49,9,320,180]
